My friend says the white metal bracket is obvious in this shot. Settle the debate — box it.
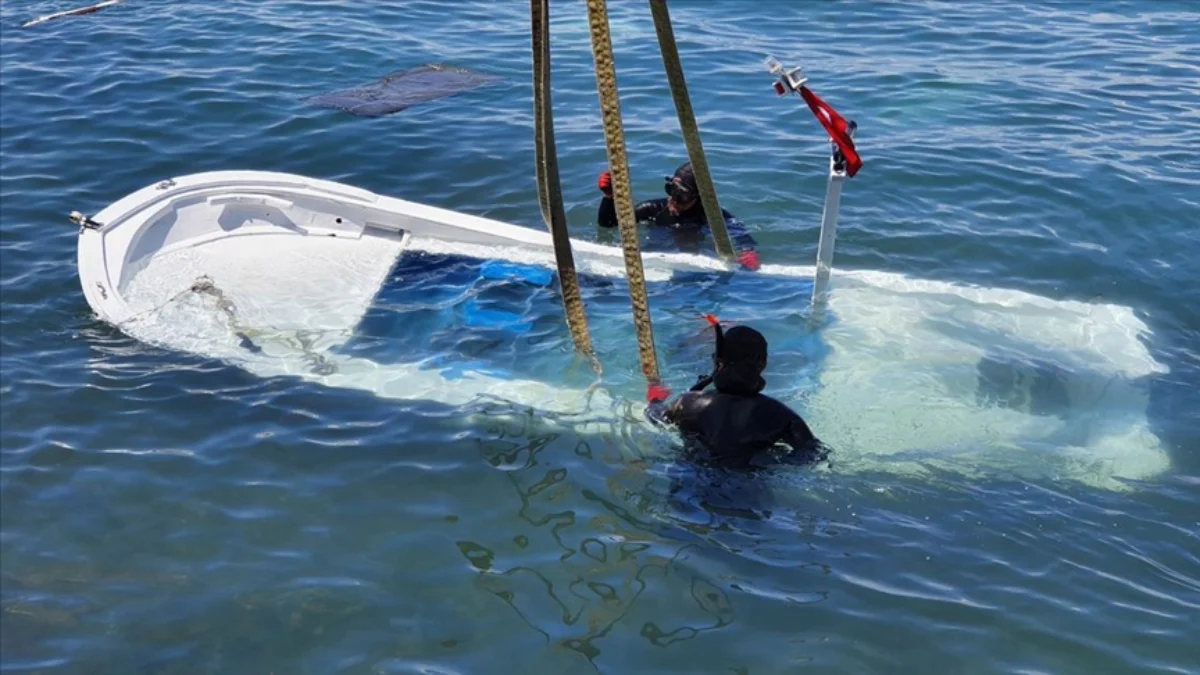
[764,57,808,95]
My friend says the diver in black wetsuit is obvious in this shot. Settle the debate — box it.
[596,162,762,271]
[646,318,827,470]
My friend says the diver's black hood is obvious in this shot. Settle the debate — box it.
[713,363,766,396]
[673,162,698,193]
[699,323,768,396]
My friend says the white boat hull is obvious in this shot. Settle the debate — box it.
[75,170,1174,491]
[78,170,734,327]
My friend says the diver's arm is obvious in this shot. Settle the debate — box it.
[635,198,668,224]
[597,171,664,228]
[646,398,683,429]
[782,412,816,447]
[719,209,758,251]
[646,400,673,427]
[719,209,761,270]
[598,195,618,228]
[597,171,617,228]
[599,197,665,228]
[645,384,679,428]
[600,196,667,224]
[780,414,828,464]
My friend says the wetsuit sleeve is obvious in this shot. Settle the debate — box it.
[598,196,617,228]
[720,209,758,252]
[782,414,816,450]
[637,198,668,223]
[779,412,828,464]
[646,396,682,428]
[598,197,667,228]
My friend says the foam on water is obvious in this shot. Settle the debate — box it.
[116,230,1170,492]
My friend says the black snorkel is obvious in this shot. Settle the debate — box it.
[690,314,724,392]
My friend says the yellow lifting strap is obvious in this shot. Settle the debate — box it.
[648,0,736,259]
[531,0,596,359]
[585,0,662,385]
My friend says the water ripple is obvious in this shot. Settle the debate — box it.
[3,0,1199,673]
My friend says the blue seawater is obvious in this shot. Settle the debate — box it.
[2,1,1197,673]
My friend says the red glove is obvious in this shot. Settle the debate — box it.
[647,383,671,403]
[738,250,761,271]
[598,170,613,195]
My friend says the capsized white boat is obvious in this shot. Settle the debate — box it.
[73,168,1173,491]
[76,170,736,328]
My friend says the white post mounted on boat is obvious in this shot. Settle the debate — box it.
[812,123,855,308]
[764,56,855,311]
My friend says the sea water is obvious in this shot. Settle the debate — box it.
[2,1,1197,673]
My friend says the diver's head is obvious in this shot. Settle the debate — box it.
[718,325,768,372]
[664,162,699,215]
[713,325,768,395]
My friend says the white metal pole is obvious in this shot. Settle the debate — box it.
[812,160,845,308]
[812,120,855,310]
[763,57,856,314]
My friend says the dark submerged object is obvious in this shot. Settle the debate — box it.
[305,64,500,118]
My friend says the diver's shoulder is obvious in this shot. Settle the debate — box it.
[677,389,715,407]
[755,392,803,416]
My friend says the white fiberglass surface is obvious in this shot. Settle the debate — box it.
[113,231,1169,492]
[120,232,403,340]
[116,231,621,419]
[799,276,1168,490]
